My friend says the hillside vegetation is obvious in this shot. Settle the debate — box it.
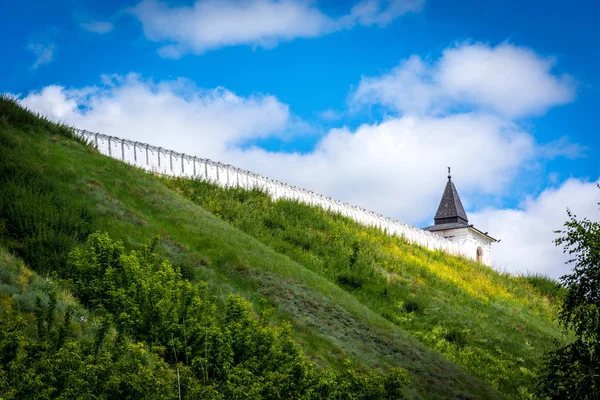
[0,97,564,399]
[160,179,566,398]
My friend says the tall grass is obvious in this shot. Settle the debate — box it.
[0,94,84,142]
[163,177,566,399]
[0,103,97,275]
[518,273,566,300]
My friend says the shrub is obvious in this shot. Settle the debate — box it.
[64,232,411,398]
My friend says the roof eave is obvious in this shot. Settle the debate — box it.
[469,225,499,242]
[424,224,498,242]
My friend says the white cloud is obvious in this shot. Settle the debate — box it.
[80,21,114,34]
[20,74,290,157]
[352,43,576,118]
[352,55,441,115]
[472,179,600,278]
[27,39,56,69]
[130,0,423,57]
[230,114,536,224]
[21,85,80,119]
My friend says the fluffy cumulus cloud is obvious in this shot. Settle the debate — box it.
[472,179,600,277]
[18,42,590,277]
[232,114,535,222]
[130,0,423,57]
[21,74,290,157]
[352,43,576,118]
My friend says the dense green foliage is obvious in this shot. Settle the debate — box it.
[0,246,180,399]
[163,178,566,398]
[539,201,600,399]
[1,237,410,399]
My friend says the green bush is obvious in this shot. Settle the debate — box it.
[0,253,178,399]
[64,232,412,399]
[0,232,411,399]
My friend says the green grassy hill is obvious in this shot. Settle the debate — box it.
[0,97,565,399]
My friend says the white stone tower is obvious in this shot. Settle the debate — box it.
[424,168,497,266]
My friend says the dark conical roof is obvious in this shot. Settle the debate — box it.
[432,173,468,226]
[423,169,498,242]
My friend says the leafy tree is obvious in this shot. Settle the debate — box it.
[540,190,600,399]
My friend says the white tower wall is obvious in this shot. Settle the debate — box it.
[429,228,493,266]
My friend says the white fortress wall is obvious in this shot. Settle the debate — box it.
[74,129,463,257]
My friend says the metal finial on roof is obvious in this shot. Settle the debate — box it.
[447,166,451,181]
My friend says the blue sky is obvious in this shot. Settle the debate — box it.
[2,0,599,276]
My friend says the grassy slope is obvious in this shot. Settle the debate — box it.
[161,176,566,398]
[0,100,500,398]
